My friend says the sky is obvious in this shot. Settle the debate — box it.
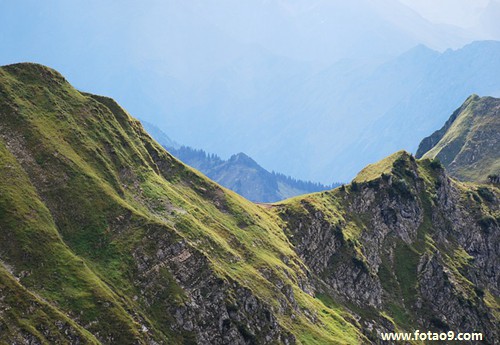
[2,1,496,79]
[400,0,489,27]
[1,1,499,183]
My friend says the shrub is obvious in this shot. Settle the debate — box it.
[477,187,495,203]
[487,174,499,184]
[350,181,359,192]
[429,159,444,171]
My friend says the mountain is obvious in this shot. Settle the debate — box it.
[175,149,339,203]
[128,40,500,185]
[140,122,336,202]
[1,64,498,344]
[233,40,500,183]
[416,95,500,182]
[141,120,180,150]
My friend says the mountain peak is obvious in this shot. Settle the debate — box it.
[403,44,439,58]
[416,94,500,182]
[229,152,258,165]
[353,150,413,183]
[1,62,68,86]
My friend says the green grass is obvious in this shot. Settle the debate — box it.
[0,265,100,344]
[353,150,408,183]
[393,243,419,308]
[0,141,152,344]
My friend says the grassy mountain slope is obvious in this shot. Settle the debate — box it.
[0,63,498,344]
[0,63,361,344]
[416,94,500,182]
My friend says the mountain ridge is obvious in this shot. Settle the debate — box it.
[0,63,498,344]
[141,121,338,202]
[415,94,479,158]
[0,62,361,344]
[416,94,500,182]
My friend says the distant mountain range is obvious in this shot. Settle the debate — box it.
[139,41,500,196]
[141,122,338,202]
[136,40,500,184]
[417,94,500,182]
[234,40,500,183]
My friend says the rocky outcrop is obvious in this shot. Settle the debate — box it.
[132,225,295,345]
[278,152,499,343]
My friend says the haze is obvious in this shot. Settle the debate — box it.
[2,0,499,183]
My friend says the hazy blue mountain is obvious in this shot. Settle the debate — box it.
[206,40,500,183]
[172,148,339,203]
[141,121,179,149]
[301,40,500,182]
[139,40,500,184]
[141,122,337,202]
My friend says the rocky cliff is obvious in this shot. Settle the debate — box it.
[0,63,498,344]
[277,151,499,343]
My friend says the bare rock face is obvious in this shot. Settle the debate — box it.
[131,227,295,345]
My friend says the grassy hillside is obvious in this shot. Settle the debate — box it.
[0,63,362,344]
[0,63,498,344]
[416,94,500,182]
